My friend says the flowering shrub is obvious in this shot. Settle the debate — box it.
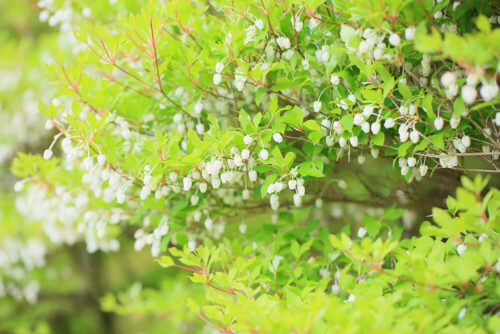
[2,0,500,332]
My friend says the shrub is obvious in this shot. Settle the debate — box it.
[2,0,500,333]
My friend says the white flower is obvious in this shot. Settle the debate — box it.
[116,190,126,204]
[14,181,24,192]
[347,294,356,302]
[194,101,203,116]
[450,116,460,129]
[270,194,279,210]
[183,177,192,191]
[259,149,269,160]
[362,105,374,117]
[188,240,196,252]
[255,19,264,30]
[407,157,417,167]
[408,104,416,116]
[419,164,428,176]
[245,25,257,44]
[213,73,222,85]
[434,117,444,130]
[276,36,291,49]
[61,137,72,152]
[401,165,409,176]
[242,189,250,200]
[462,135,471,147]
[243,135,253,145]
[97,154,106,166]
[212,177,221,189]
[313,101,322,113]
[388,33,401,47]
[82,7,91,18]
[234,74,246,91]
[373,48,384,60]
[399,128,409,142]
[479,81,499,101]
[196,123,205,134]
[333,121,343,134]
[215,61,224,74]
[410,130,419,143]
[384,118,395,128]
[446,84,459,99]
[330,73,340,85]
[283,50,294,60]
[361,122,370,133]
[439,154,458,168]
[348,94,356,102]
[349,136,358,147]
[43,149,53,160]
[190,195,199,205]
[441,71,456,87]
[458,308,466,319]
[357,155,366,164]
[457,243,467,256]
[461,85,477,104]
[302,59,310,70]
[241,149,250,159]
[248,170,257,182]
[169,172,178,182]
[339,137,347,147]
[495,112,500,127]
[45,119,53,130]
[353,113,364,126]
[399,105,409,115]
[371,148,379,159]
[371,122,381,134]
[239,223,247,234]
[358,40,369,53]
[199,183,207,193]
[467,72,480,86]
[293,193,302,207]
[291,15,303,32]
[309,16,321,30]
[288,179,297,190]
[273,132,283,143]
[405,26,416,40]
[39,10,50,22]
[357,227,367,238]
[140,186,151,200]
[203,218,214,231]
[315,46,330,64]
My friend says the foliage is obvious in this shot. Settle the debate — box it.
[1,0,499,333]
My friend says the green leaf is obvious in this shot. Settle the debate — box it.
[156,256,174,267]
[282,106,304,128]
[453,98,465,117]
[398,82,412,101]
[340,114,354,132]
[429,133,444,150]
[303,119,321,132]
[372,132,385,146]
[186,298,200,313]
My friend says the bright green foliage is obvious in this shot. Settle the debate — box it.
[161,176,499,333]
